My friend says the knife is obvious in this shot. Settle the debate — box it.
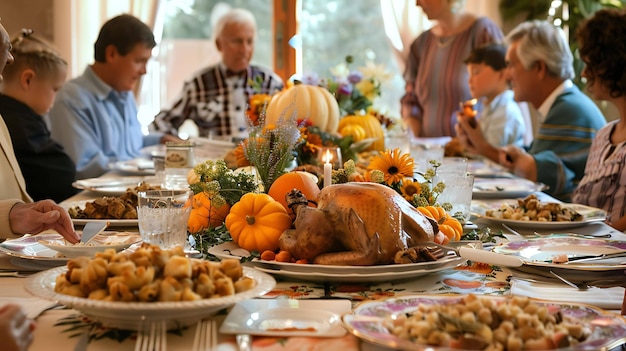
[562,251,626,264]
[80,222,109,245]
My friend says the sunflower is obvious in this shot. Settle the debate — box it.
[400,179,421,202]
[367,148,414,186]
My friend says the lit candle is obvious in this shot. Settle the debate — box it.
[323,149,332,188]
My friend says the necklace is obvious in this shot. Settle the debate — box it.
[436,34,456,48]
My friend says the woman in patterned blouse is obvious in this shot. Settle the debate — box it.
[572,9,626,231]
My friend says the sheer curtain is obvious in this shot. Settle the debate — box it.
[379,0,430,76]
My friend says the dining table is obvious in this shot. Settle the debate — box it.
[2,157,626,351]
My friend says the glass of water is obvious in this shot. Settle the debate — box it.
[433,172,475,224]
[137,190,192,250]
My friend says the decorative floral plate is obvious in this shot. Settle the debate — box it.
[472,201,607,229]
[342,294,626,350]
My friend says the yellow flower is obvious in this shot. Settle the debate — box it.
[400,179,421,201]
[355,79,377,101]
[367,148,414,186]
[359,61,392,83]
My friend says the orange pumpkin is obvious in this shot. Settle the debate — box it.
[268,171,320,218]
[265,84,339,132]
[225,193,292,253]
[337,114,385,151]
[187,192,231,233]
[417,206,463,243]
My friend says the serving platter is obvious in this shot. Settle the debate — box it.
[220,298,350,337]
[471,201,607,229]
[72,176,158,196]
[342,294,626,351]
[472,178,547,198]
[108,158,155,175]
[208,242,466,283]
[25,266,275,331]
[62,200,138,227]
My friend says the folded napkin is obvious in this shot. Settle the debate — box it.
[510,278,625,310]
[0,297,59,319]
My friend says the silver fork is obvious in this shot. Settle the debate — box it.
[549,270,590,290]
[192,319,217,351]
[135,320,167,351]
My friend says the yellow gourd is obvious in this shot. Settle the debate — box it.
[339,124,367,142]
[225,193,292,253]
[265,84,339,133]
[337,114,385,151]
[416,206,463,243]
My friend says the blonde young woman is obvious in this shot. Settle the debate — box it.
[401,0,503,138]
[0,29,78,202]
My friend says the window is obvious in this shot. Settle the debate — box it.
[142,0,408,131]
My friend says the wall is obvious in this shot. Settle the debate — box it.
[0,0,54,41]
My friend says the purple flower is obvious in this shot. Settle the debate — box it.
[300,72,320,86]
[337,82,353,96]
[347,71,363,84]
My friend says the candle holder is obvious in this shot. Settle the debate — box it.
[317,146,343,169]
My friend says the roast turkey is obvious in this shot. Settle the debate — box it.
[279,182,439,265]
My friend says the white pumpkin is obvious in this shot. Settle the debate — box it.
[265,84,339,133]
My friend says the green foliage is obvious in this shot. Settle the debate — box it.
[189,159,257,206]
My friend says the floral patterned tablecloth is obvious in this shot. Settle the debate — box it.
[41,262,509,351]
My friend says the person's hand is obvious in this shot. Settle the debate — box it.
[9,200,79,243]
[456,116,501,162]
[160,134,184,144]
[0,304,36,351]
[498,145,537,181]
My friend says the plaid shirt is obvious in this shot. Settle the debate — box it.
[151,64,283,138]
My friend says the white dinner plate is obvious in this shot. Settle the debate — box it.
[472,177,547,198]
[38,232,141,258]
[342,294,626,351]
[471,200,607,229]
[220,298,350,337]
[72,177,158,196]
[0,234,68,263]
[208,242,466,283]
[467,159,513,178]
[25,266,275,331]
[108,158,155,175]
[62,200,138,227]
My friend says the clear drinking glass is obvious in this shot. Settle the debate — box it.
[433,172,475,224]
[137,190,192,250]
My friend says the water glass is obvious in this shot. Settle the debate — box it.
[137,190,192,250]
[410,143,445,176]
[439,157,468,174]
[433,172,475,224]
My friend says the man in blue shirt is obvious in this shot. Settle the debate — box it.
[48,14,178,178]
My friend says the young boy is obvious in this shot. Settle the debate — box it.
[453,43,526,161]
[0,29,78,202]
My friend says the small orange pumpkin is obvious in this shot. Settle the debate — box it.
[417,206,463,243]
[187,192,231,233]
[225,193,292,253]
[268,171,320,218]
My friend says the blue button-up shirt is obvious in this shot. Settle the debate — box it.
[48,67,161,178]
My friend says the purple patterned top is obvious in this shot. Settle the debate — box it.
[572,120,626,225]
[403,17,503,137]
